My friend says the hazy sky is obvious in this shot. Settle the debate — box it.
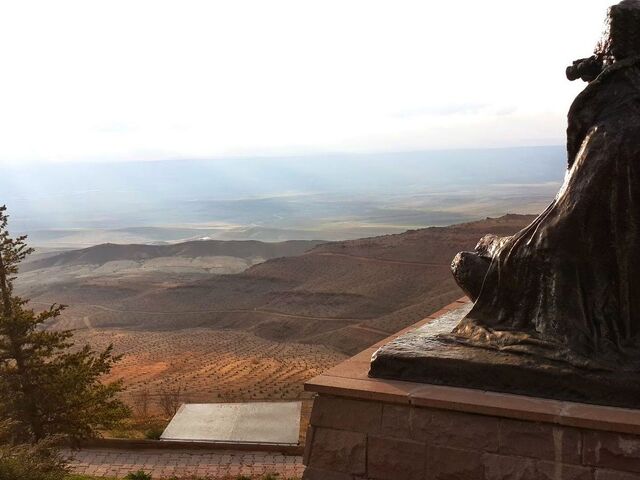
[0,0,613,165]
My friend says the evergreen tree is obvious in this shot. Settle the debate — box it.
[0,205,129,443]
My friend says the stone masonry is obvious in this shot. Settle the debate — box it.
[303,394,640,479]
[302,300,640,480]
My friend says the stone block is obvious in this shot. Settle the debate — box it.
[484,453,596,480]
[499,418,582,464]
[536,461,594,480]
[367,434,426,480]
[426,445,483,480]
[407,406,432,440]
[583,431,640,473]
[380,404,412,439]
[303,425,315,465]
[305,427,366,475]
[310,395,382,434]
[422,408,500,452]
[483,453,538,480]
[595,469,640,479]
[302,467,354,480]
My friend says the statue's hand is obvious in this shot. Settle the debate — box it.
[566,55,604,82]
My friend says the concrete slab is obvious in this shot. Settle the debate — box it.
[160,402,302,445]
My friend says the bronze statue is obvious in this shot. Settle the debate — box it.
[450,0,640,371]
[370,1,640,407]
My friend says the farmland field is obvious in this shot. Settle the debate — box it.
[75,327,345,405]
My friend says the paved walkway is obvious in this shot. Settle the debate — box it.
[63,448,304,479]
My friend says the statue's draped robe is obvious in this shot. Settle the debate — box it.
[455,58,640,369]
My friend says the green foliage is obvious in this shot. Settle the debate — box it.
[0,443,67,480]
[144,425,164,440]
[0,205,130,443]
[124,471,152,480]
[65,477,118,480]
[106,416,168,440]
[0,422,68,480]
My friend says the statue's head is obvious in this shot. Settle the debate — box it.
[567,0,640,82]
[596,0,640,62]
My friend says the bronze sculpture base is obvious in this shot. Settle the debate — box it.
[369,305,640,409]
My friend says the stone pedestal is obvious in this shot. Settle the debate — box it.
[302,299,640,480]
[370,304,640,409]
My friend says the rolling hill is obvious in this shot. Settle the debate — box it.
[19,214,535,355]
[20,239,325,272]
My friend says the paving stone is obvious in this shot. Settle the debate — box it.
[303,466,354,480]
[63,447,305,478]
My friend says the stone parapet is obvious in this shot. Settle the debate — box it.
[302,299,640,479]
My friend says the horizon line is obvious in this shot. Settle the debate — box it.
[3,143,566,167]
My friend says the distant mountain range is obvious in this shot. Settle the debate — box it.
[20,239,325,272]
[6,147,565,246]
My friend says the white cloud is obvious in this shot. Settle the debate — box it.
[0,0,613,164]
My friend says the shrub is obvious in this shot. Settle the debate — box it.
[144,425,164,440]
[125,471,152,480]
[0,440,68,480]
[158,384,184,418]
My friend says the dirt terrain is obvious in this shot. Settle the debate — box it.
[75,327,342,424]
[17,214,534,416]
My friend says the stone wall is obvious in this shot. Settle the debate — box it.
[303,394,640,479]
